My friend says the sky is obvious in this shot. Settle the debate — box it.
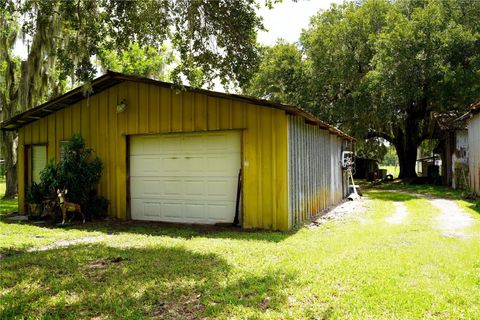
[257,0,343,46]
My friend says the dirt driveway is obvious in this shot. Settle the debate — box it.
[318,187,477,240]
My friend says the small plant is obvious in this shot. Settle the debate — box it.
[26,182,44,218]
[26,182,44,204]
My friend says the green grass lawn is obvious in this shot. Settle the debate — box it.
[374,179,473,199]
[0,178,18,217]
[1,188,479,319]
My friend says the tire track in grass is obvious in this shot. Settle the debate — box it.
[383,189,476,238]
[26,235,110,252]
[429,198,474,238]
[0,236,110,260]
[386,202,409,225]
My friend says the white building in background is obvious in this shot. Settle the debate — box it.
[467,103,480,195]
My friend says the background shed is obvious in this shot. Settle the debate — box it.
[468,104,480,195]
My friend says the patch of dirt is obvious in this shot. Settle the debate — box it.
[84,257,128,283]
[442,231,468,239]
[26,235,109,252]
[429,199,474,232]
[382,189,475,236]
[0,236,109,260]
[310,198,370,227]
[149,293,205,320]
[386,202,409,225]
[86,257,127,270]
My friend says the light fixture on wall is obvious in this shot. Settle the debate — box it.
[116,99,128,113]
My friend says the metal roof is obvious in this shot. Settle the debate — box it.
[0,71,354,141]
[432,111,467,131]
[456,101,480,122]
[470,101,480,114]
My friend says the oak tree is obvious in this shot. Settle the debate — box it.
[246,0,480,178]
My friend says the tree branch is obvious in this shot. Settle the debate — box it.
[366,129,394,143]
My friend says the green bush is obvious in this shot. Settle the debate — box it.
[84,193,110,219]
[56,134,103,205]
[39,161,60,197]
[37,134,109,220]
[26,182,44,204]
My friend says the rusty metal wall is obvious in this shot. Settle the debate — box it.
[468,114,480,194]
[287,115,348,226]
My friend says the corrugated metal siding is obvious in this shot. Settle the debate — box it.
[18,81,289,230]
[468,114,480,195]
[287,116,347,226]
[452,129,469,190]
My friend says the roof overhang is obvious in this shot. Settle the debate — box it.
[454,101,480,123]
[0,72,123,131]
[470,101,480,116]
[1,71,354,141]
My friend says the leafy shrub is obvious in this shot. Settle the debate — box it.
[56,134,103,205]
[26,182,44,204]
[37,134,109,220]
[84,192,110,219]
[39,161,60,198]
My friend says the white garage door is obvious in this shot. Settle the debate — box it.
[129,131,241,224]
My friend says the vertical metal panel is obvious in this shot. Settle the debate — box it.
[468,114,480,194]
[287,115,347,224]
[17,127,25,213]
[18,81,289,230]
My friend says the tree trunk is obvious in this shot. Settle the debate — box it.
[392,111,425,179]
[396,143,418,179]
[0,131,17,199]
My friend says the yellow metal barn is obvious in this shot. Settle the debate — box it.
[1,72,353,230]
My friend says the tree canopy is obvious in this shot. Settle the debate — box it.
[244,0,480,178]
[0,0,268,197]
[2,0,264,105]
[243,40,307,104]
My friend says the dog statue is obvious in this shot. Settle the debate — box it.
[57,189,86,224]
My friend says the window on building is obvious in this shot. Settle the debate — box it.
[29,145,47,184]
